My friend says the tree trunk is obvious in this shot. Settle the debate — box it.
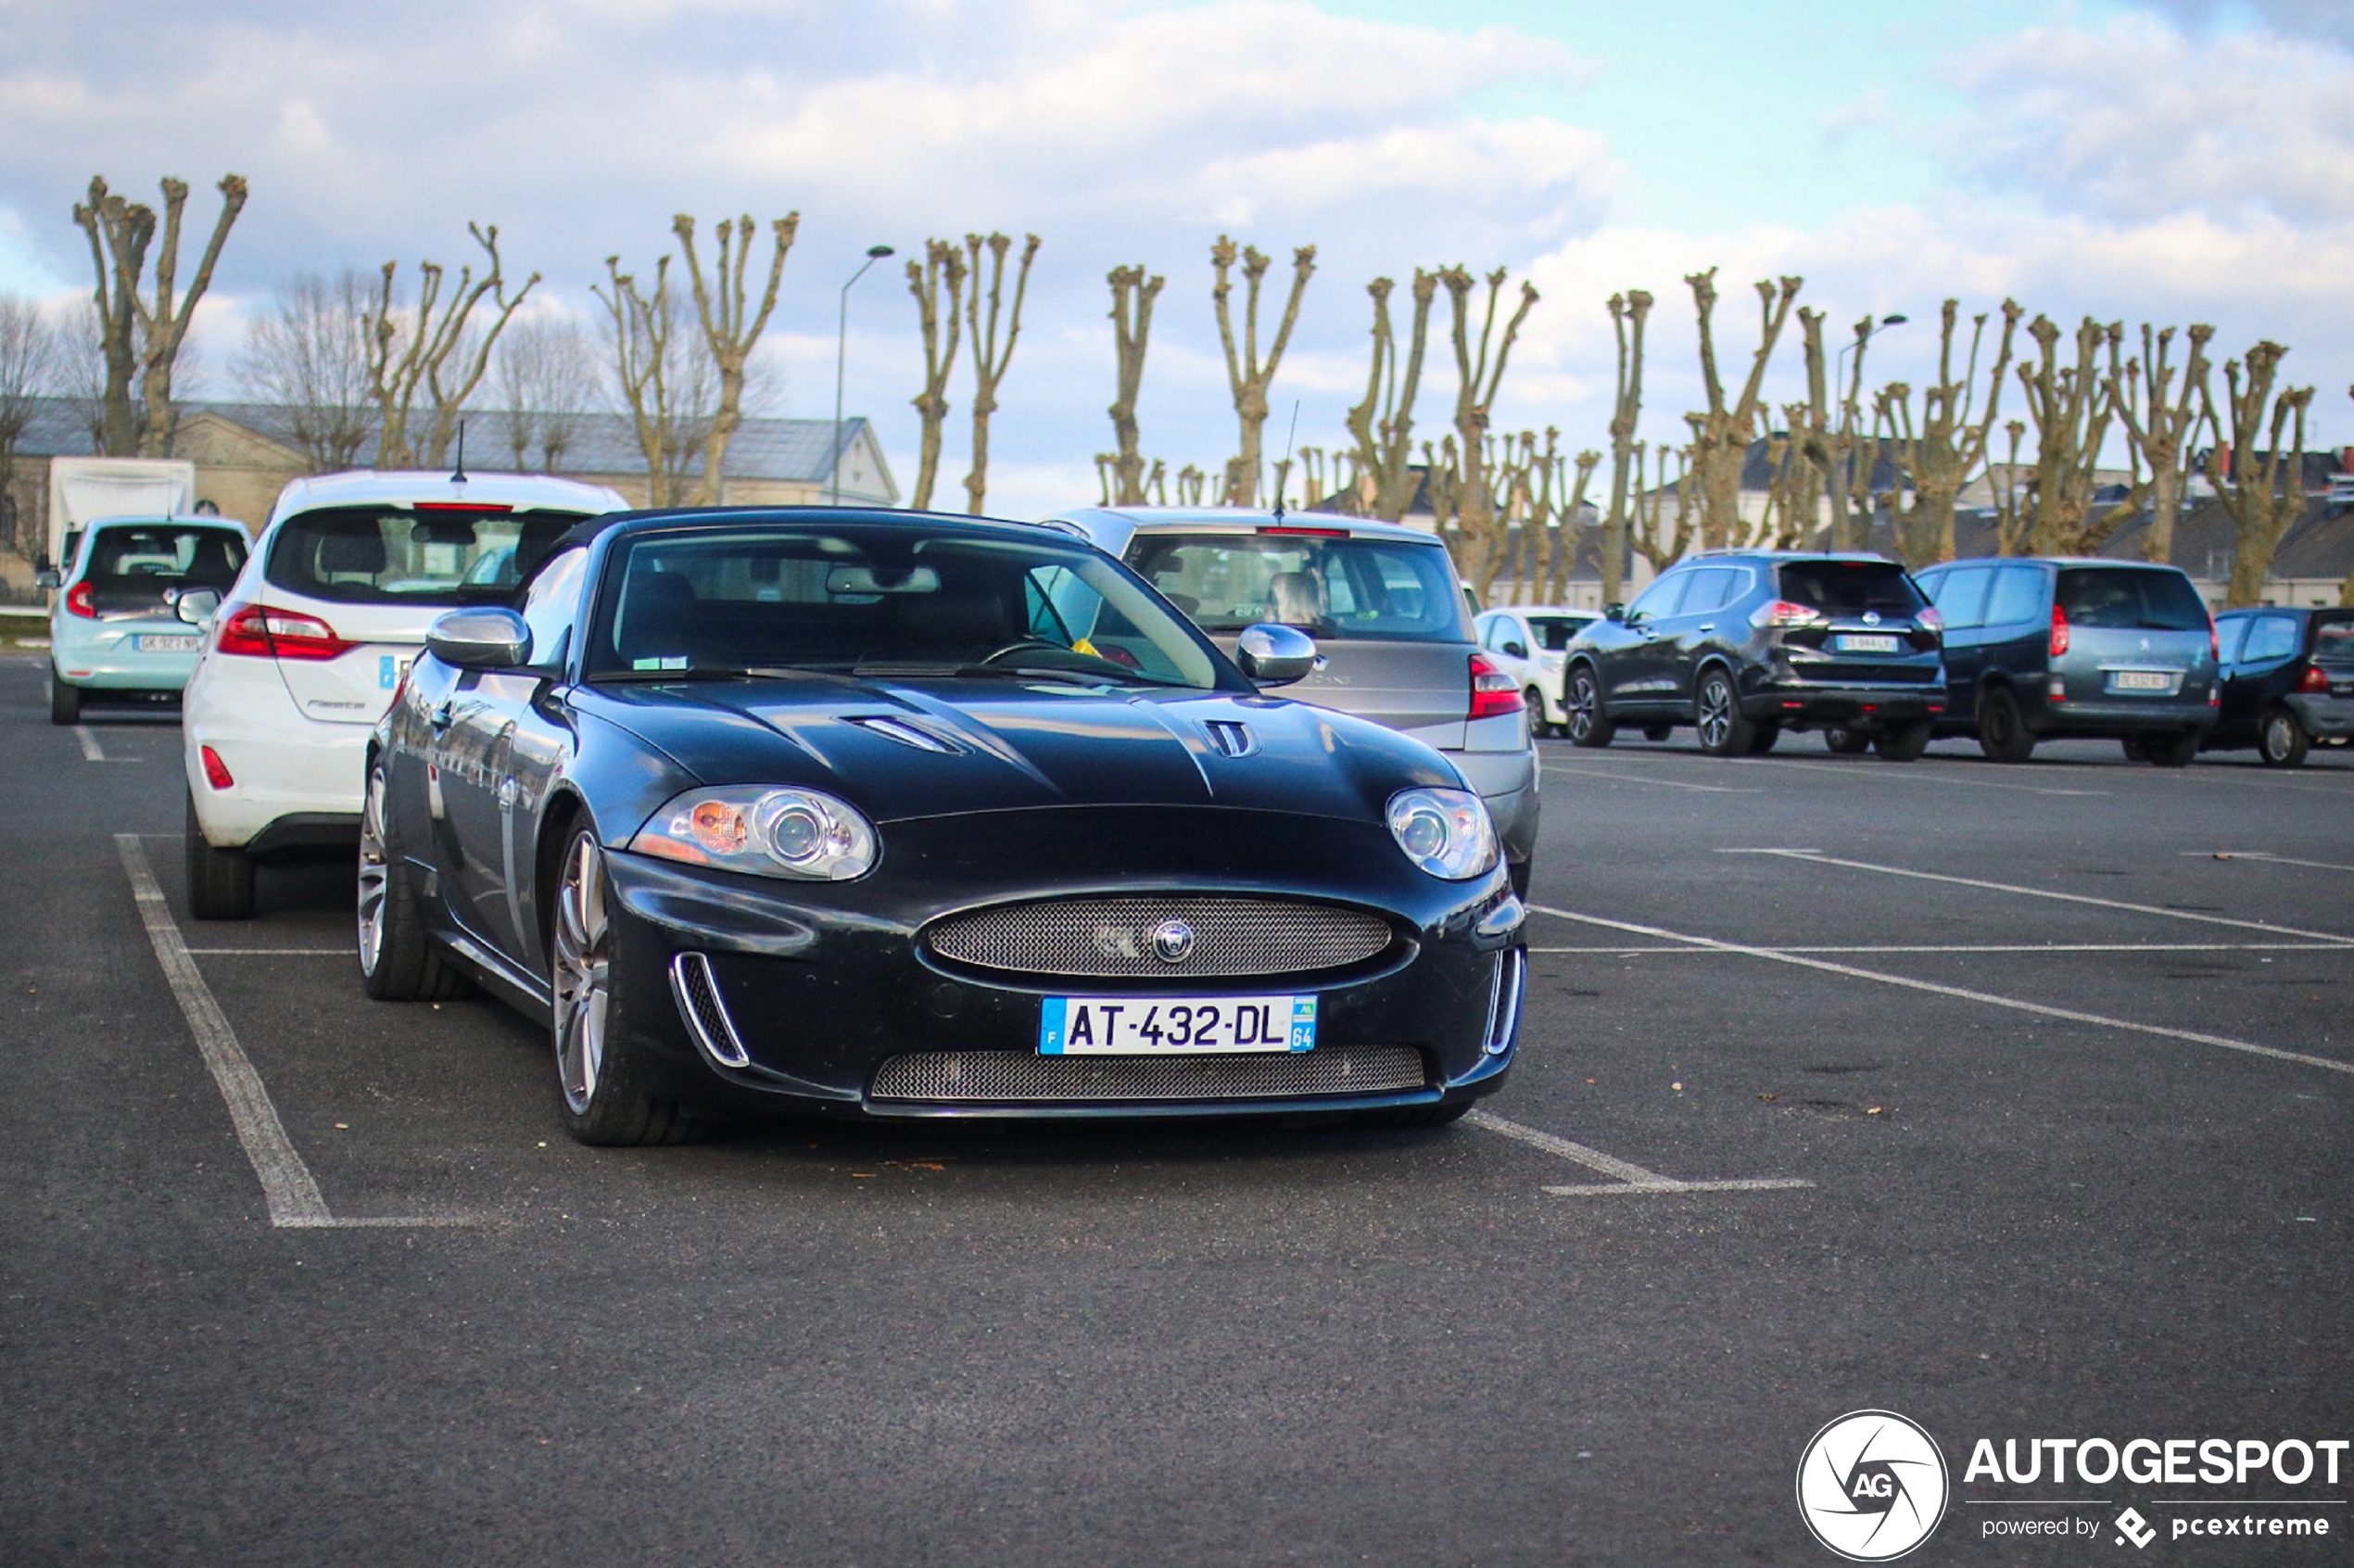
[963,233,1041,515]
[906,239,967,512]
[1601,290,1651,607]
[1210,236,1315,508]
[1106,264,1162,505]
[676,212,795,506]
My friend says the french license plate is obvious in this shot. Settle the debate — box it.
[1040,994,1317,1055]
[2110,670,2176,692]
[133,634,200,653]
[1836,634,1900,653]
[379,654,412,690]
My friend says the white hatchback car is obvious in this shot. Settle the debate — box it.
[1474,605,1599,737]
[182,470,626,918]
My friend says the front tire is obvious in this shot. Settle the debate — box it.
[1564,666,1615,748]
[551,828,699,1147]
[184,792,255,921]
[358,761,471,1001]
[2259,707,2310,768]
[1694,669,1756,757]
[1977,686,2035,764]
[49,676,79,726]
[1875,720,1932,763]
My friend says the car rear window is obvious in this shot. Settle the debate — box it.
[265,506,587,606]
[2310,615,2354,664]
[2056,567,2209,631]
[1777,561,1926,616]
[1127,532,1470,643]
[79,523,247,613]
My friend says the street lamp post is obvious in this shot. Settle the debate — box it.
[831,244,895,506]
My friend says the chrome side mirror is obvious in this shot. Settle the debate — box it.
[174,588,221,626]
[1236,622,1319,686]
[426,607,530,670]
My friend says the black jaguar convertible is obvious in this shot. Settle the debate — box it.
[361,509,1526,1144]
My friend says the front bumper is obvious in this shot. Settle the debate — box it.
[583,809,1527,1120]
[1447,744,1540,866]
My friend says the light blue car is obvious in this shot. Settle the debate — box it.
[43,515,250,725]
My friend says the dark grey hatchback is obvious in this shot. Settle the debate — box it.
[1563,552,1947,759]
[1912,558,2218,765]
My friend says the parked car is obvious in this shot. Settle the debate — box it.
[40,514,250,724]
[2205,606,2354,766]
[361,508,1525,1143]
[1912,557,2218,765]
[1049,507,1539,897]
[1562,551,1947,758]
[181,470,627,918]
[1474,605,1599,737]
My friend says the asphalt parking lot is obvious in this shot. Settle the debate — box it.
[5,651,2349,1566]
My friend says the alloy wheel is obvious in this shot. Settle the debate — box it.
[1697,677,1735,752]
[553,834,613,1115]
[1567,675,1598,740]
[357,766,390,977]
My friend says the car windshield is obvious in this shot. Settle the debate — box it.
[1127,532,1470,643]
[583,522,1232,690]
[1525,615,1587,651]
[2312,614,2354,664]
[1776,561,1926,616]
[2056,567,2210,631]
[78,522,247,615]
[266,506,587,606]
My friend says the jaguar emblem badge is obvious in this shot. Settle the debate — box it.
[1150,918,1196,964]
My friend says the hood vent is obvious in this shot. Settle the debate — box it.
[1203,719,1257,758]
[849,714,966,755]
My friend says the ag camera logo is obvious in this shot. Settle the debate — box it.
[1797,1410,1950,1561]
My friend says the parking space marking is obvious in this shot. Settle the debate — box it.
[1466,1109,1814,1197]
[1540,762,1758,795]
[1733,756,2108,798]
[1719,848,2354,942]
[115,834,473,1231]
[2185,851,2354,875]
[1529,902,2354,1079]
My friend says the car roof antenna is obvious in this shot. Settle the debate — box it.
[451,419,468,487]
[1272,399,1299,522]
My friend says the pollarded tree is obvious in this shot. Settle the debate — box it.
[1211,236,1316,506]
[1344,272,1437,522]
[2109,322,2216,567]
[489,315,601,474]
[1104,263,1163,506]
[72,172,249,457]
[1629,441,1697,576]
[595,255,717,507]
[1437,265,1539,597]
[1682,270,1803,550]
[238,270,378,474]
[366,223,538,470]
[2203,341,2313,607]
[1599,289,1652,606]
[2017,315,2141,556]
[963,233,1041,515]
[673,212,797,506]
[1874,298,2022,567]
[905,240,966,511]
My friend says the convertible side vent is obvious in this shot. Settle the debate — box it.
[848,714,965,754]
[1202,719,1257,758]
[668,952,752,1069]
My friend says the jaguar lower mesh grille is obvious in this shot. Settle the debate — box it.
[924,895,1392,979]
[869,1046,1426,1104]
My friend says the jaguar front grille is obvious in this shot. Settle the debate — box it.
[868,1045,1427,1105]
[923,895,1393,980]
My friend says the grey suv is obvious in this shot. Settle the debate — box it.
[1563,551,1947,758]
[1912,558,2218,765]
[1050,507,1539,895]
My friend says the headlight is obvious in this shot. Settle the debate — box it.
[1386,787,1500,880]
[629,786,879,880]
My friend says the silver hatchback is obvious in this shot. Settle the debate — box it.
[1050,507,1539,894]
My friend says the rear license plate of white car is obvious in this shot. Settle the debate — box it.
[1836,634,1900,652]
[1039,995,1317,1055]
[2109,670,2176,691]
[133,635,200,652]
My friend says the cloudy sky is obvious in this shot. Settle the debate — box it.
[2,0,2348,516]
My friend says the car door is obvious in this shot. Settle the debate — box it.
[1659,566,1739,710]
[2210,613,2258,740]
[1921,563,1993,712]
[1979,563,2050,697]
[2229,613,2303,737]
[1607,570,1692,710]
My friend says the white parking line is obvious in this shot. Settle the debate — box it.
[1528,902,2354,1079]
[73,725,104,761]
[1733,756,2108,798]
[1542,763,1758,794]
[1466,1109,1813,1197]
[2185,851,2354,875]
[1719,848,2354,943]
[115,834,471,1230]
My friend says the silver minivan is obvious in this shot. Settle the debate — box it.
[1050,507,1540,894]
